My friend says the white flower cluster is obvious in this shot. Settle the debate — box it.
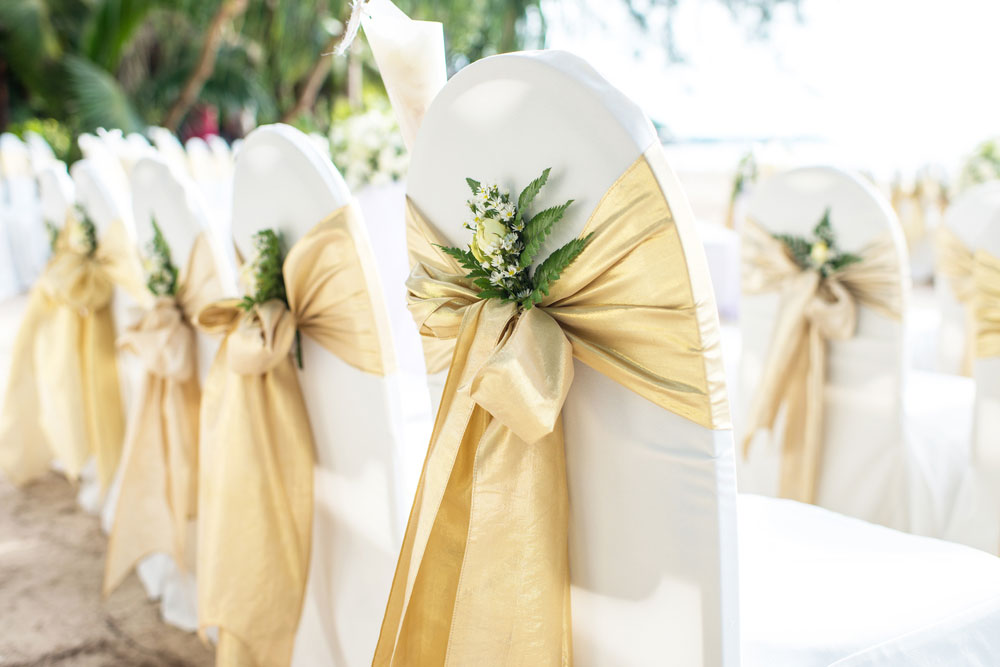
[467,183,531,299]
[239,232,271,297]
[330,107,409,190]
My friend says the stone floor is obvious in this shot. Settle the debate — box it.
[0,473,214,666]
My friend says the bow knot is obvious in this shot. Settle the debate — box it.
[804,275,857,341]
[39,250,114,314]
[118,297,197,380]
[198,299,297,375]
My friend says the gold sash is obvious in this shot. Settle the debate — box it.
[104,234,222,596]
[741,219,903,503]
[0,218,147,492]
[374,149,731,666]
[975,249,1000,359]
[195,203,392,667]
[936,226,977,374]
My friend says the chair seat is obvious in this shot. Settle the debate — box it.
[740,494,1000,667]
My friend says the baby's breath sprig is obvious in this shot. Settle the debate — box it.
[439,169,591,310]
[773,208,862,278]
[239,229,302,369]
[144,219,178,297]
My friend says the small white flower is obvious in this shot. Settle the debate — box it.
[503,264,519,278]
[490,271,504,285]
[501,233,517,251]
[516,288,532,299]
[511,218,525,232]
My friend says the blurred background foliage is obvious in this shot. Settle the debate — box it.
[0,0,795,160]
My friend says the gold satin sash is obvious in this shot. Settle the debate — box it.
[375,148,731,666]
[936,226,977,374]
[975,249,1000,359]
[195,202,392,667]
[741,219,903,503]
[104,233,222,596]
[0,218,147,492]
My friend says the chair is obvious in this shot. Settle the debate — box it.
[739,168,973,536]
[186,136,232,233]
[69,158,143,513]
[211,123,418,664]
[398,49,1000,665]
[0,132,47,288]
[945,193,1000,553]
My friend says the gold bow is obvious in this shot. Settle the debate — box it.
[936,226,977,375]
[0,217,147,492]
[741,219,903,503]
[374,149,731,666]
[975,249,1000,359]
[195,202,392,667]
[104,233,222,596]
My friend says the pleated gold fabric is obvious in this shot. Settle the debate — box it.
[195,202,391,667]
[104,234,222,596]
[936,226,977,374]
[974,249,1000,359]
[741,219,903,503]
[0,218,147,492]
[375,149,730,666]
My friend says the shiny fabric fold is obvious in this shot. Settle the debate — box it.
[974,249,1000,359]
[0,218,147,492]
[195,201,391,667]
[936,226,977,374]
[741,219,903,503]
[375,149,731,666]
[104,234,222,596]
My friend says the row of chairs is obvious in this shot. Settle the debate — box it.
[1,49,999,665]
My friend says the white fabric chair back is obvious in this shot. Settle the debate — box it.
[205,135,233,177]
[37,161,75,227]
[740,167,910,528]
[231,123,413,666]
[24,131,57,170]
[975,217,1000,468]
[1,133,47,286]
[123,155,226,629]
[69,158,141,513]
[937,182,1000,374]
[187,136,231,232]
[147,126,191,177]
[78,133,131,211]
[131,155,226,383]
[408,50,739,666]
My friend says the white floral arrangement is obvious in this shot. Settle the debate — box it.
[330,106,408,190]
[440,169,590,309]
[66,206,98,257]
[143,220,178,297]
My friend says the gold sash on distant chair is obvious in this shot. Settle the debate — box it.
[194,202,392,667]
[374,148,731,666]
[104,233,222,596]
[974,249,1000,359]
[741,219,903,504]
[0,217,147,492]
[937,226,978,374]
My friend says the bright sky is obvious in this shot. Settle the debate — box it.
[543,0,1000,175]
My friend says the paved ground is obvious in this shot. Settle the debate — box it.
[0,473,214,667]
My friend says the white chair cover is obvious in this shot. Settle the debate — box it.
[69,158,142,515]
[229,124,416,665]
[109,154,229,632]
[945,199,1000,553]
[739,168,973,536]
[187,136,232,234]
[409,49,741,666]
[398,48,1000,666]
[1,132,47,288]
[936,182,1000,374]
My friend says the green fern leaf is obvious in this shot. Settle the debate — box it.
[522,233,592,308]
[520,200,573,268]
[515,167,551,226]
[466,178,481,195]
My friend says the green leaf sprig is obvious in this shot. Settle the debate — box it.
[773,208,862,278]
[68,206,98,257]
[144,219,179,297]
[439,169,592,309]
[44,220,60,252]
[239,229,302,369]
